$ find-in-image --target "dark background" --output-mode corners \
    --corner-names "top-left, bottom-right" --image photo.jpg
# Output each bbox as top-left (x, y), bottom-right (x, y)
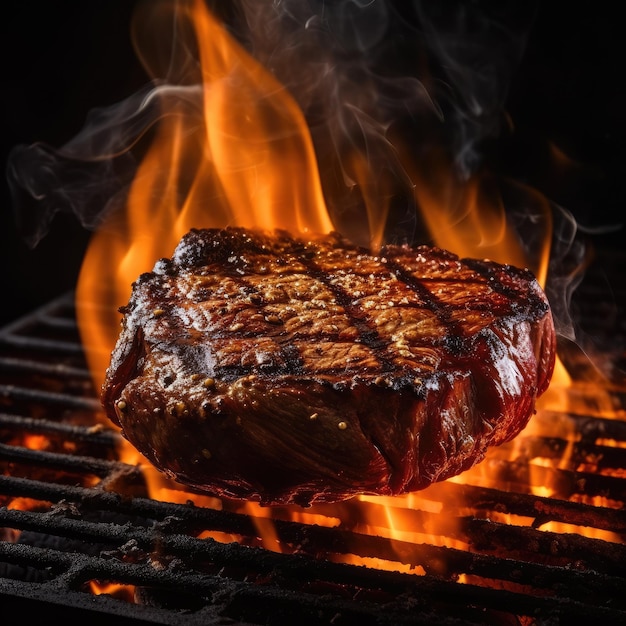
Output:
top-left (1, 1), bottom-right (624, 327)
top-left (1, 2), bottom-right (146, 326)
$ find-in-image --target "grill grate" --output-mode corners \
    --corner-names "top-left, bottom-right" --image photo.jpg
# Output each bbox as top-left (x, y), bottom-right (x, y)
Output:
top-left (1, 278), bottom-right (626, 625)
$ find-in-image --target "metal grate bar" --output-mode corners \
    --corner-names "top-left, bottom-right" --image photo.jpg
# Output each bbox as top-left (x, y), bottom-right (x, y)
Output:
top-left (2, 512), bottom-right (626, 625)
top-left (0, 385), bottom-right (101, 410)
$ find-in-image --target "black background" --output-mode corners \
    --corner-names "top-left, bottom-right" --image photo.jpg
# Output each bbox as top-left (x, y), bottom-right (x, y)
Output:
top-left (1, 1), bottom-right (624, 327)
top-left (1, 2), bottom-right (146, 326)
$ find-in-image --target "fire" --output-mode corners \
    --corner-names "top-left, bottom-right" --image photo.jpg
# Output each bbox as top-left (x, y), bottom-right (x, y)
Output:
top-left (88, 580), bottom-right (136, 602)
top-left (412, 170), bottom-right (553, 284)
top-left (70, 0), bottom-right (620, 579)
top-left (22, 434), bottom-right (50, 451)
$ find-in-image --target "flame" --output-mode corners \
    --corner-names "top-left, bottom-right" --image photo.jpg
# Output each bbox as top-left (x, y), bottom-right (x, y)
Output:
top-left (70, 0), bottom-right (624, 580)
top-left (407, 153), bottom-right (554, 284)
top-left (88, 580), bottom-right (136, 601)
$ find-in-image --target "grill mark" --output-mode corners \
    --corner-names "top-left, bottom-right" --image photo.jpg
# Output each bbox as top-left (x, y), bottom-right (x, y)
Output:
top-left (461, 259), bottom-right (549, 318)
top-left (462, 258), bottom-right (523, 301)
top-left (384, 259), bottom-right (467, 340)
top-left (186, 267), bottom-right (307, 381)
top-left (181, 232), bottom-right (531, 382)
top-left (240, 269), bottom-right (307, 379)
top-left (297, 251), bottom-right (396, 375)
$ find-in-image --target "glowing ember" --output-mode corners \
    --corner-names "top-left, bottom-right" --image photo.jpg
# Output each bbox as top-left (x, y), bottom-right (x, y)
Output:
top-left (89, 580), bottom-right (136, 602)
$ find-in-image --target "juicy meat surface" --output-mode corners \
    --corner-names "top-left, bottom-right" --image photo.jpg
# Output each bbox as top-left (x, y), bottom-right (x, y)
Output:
top-left (101, 227), bottom-right (556, 506)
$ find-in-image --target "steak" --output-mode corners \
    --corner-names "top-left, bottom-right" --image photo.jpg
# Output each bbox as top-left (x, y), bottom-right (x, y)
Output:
top-left (101, 227), bottom-right (556, 506)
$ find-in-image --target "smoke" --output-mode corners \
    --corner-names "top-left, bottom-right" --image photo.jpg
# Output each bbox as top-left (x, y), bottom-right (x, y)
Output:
top-left (6, 75), bottom-right (212, 248)
top-left (227, 0), bottom-right (539, 241)
top-left (6, 0), bottom-right (538, 248)
top-left (7, 83), bottom-right (153, 248)
top-left (233, 0), bottom-right (535, 174)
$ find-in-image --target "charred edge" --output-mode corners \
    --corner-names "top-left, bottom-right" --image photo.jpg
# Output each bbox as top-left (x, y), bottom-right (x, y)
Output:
top-left (462, 258), bottom-right (548, 316)
top-left (102, 327), bottom-right (147, 422)
top-left (175, 227), bottom-right (271, 268)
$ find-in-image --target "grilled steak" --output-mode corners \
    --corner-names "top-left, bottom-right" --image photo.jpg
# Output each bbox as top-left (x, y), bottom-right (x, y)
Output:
top-left (101, 227), bottom-right (556, 506)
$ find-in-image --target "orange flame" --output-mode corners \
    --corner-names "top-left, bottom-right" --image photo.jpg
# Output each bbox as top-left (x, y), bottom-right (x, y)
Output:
top-left (88, 580), bottom-right (136, 601)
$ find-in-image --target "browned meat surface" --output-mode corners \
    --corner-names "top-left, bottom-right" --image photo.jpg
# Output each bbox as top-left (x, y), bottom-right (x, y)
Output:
top-left (101, 227), bottom-right (556, 506)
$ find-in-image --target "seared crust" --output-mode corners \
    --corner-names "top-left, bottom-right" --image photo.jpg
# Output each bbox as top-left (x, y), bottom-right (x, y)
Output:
top-left (101, 227), bottom-right (556, 506)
